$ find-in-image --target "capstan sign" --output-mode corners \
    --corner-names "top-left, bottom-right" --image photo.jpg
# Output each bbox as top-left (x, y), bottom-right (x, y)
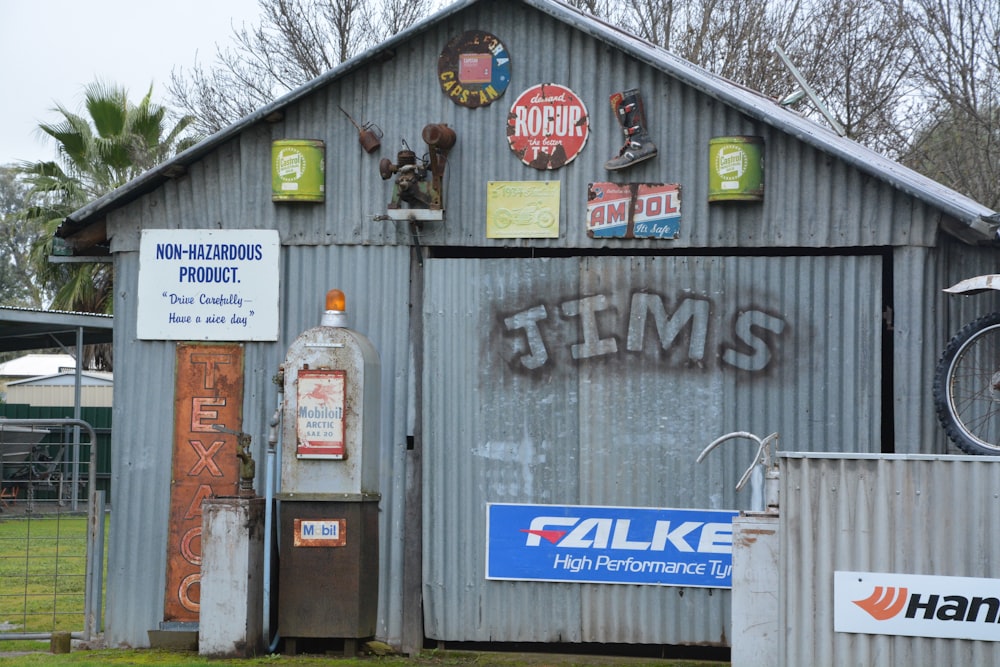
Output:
top-left (506, 83), bottom-right (589, 170)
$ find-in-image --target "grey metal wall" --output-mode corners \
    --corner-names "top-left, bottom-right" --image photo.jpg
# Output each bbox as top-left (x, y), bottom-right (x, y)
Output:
top-left (104, 1), bottom-right (942, 255)
top-left (99, 0), bottom-right (986, 650)
top-left (780, 453), bottom-right (1000, 666)
top-left (105, 244), bottom-right (411, 647)
top-left (421, 253), bottom-right (883, 643)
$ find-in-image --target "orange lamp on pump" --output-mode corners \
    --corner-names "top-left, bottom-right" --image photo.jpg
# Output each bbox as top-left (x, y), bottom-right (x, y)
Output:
top-left (321, 289), bottom-right (348, 327)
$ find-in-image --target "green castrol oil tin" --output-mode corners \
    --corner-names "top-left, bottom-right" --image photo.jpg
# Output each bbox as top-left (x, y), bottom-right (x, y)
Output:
top-left (708, 136), bottom-right (764, 202)
top-left (272, 140), bottom-right (325, 202)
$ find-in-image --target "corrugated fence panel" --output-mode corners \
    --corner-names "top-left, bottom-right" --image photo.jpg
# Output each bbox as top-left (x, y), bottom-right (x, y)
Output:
top-left (781, 453), bottom-right (1000, 667)
top-left (423, 252), bottom-right (883, 644)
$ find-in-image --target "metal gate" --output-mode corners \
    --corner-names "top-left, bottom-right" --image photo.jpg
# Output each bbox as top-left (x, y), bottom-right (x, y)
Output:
top-left (0, 418), bottom-right (106, 642)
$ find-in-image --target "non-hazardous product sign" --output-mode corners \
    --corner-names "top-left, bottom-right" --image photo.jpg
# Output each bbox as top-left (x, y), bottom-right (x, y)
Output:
top-left (506, 83), bottom-right (589, 170)
top-left (438, 30), bottom-right (511, 108)
top-left (137, 229), bottom-right (280, 341)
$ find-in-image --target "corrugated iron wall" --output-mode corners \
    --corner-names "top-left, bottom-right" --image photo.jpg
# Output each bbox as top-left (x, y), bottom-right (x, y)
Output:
top-left (99, 0), bottom-right (990, 650)
top-left (106, 245), bottom-right (411, 647)
top-left (780, 453), bottom-right (1000, 666)
top-left (422, 253), bottom-right (884, 643)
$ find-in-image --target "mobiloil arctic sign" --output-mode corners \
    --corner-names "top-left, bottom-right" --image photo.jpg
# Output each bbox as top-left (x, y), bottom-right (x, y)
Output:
top-left (836, 571), bottom-right (1000, 641)
top-left (487, 503), bottom-right (737, 587)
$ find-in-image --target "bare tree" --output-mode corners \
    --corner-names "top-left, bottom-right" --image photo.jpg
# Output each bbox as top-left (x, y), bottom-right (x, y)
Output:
top-left (169, 0), bottom-right (434, 135)
top-left (780, 0), bottom-right (916, 156)
top-left (900, 0), bottom-right (1000, 207)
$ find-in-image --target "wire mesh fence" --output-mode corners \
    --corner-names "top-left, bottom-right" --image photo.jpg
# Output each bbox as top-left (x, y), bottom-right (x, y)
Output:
top-left (0, 419), bottom-right (105, 641)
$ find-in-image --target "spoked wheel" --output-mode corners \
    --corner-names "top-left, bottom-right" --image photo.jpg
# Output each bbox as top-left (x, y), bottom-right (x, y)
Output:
top-left (933, 311), bottom-right (1000, 455)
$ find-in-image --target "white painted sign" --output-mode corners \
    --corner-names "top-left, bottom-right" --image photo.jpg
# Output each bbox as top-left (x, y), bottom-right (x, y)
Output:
top-left (835, 570), bottom-right (1000, 641)
top-left (137, 229), bottom-right (280, 341)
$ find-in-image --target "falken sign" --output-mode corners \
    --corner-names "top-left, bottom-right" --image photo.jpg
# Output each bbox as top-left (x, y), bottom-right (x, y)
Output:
top-left (486, 503), bottom-right (737, 587)
top-left (835, 571), bottom-right (1000, 641)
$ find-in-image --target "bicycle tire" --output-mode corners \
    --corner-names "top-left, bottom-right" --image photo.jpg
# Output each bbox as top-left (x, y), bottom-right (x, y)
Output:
top-left (933, 311), bottom-right (1000, 455)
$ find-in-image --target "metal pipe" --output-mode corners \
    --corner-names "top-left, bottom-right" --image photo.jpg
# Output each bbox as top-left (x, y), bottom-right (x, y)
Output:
top-left (263, 369), bottom-right (284, 652)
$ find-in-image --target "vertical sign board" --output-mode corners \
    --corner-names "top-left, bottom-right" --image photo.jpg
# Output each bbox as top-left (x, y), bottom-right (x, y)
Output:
top-left (296, 369), bottom-right (347, 459)
top-left (487, 503), bottom-right (738, 587)
top-left (136, 229), bottom-right (280, 341)
top-left (163, 343), bottom-right (244, 622)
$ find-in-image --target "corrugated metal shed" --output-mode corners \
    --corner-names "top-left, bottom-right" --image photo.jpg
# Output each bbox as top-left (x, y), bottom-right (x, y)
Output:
top-left (53, 0), bottom-right (1000, 654)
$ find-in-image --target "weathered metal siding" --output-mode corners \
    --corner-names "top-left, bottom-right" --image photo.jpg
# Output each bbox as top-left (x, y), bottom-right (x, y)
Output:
top-left (780, 453), bottom-right (1000, 666)
top-left (891, 241), bottom-right (1000, 455)
top-left (98, 0), bottom-right (990, 651)
top-left (422, 253), bottom-right (883, 643)
top-left (105, 244), bottom-right (411, 647)
top-left (104, 0), bottom-right (942, 255)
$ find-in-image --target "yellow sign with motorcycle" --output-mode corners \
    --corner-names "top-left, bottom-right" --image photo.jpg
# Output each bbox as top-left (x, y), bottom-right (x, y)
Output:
top-left (486, 181), bottom-right (560, 238)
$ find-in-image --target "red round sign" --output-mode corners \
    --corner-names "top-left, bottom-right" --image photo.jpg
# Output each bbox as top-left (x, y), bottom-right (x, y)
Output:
top-left (506, 83), bottom-right (589, 170)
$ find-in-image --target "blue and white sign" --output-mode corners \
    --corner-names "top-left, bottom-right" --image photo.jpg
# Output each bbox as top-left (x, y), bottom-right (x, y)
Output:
top-left (486, 503), bottom-right (737, 588)
top-left (137, 229), bottom-right (280, 341)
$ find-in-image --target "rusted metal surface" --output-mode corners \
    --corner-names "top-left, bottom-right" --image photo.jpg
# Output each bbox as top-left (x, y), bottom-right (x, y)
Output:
top-left (163, 343), bottom-right (244, 622)
top-left (506, 83), bottom-right (589, 170)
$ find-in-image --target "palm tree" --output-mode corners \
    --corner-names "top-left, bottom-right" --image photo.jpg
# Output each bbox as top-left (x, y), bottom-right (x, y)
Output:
top-left (18, 80), bottom-right (199, 315)
top-left (16, 81), bottom-right (199, 370)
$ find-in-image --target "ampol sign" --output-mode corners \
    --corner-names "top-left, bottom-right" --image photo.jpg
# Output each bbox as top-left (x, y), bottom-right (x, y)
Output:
top-left (835, 571), bottom-right (1000, 641)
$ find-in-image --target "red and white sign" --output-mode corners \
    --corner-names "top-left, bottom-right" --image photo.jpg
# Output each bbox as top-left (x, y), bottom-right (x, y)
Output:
top-left (296, 369), bottom-right (346, 459)
top-left (506, 83), bottom-right (589, 170)
top-left (835, 570), bottom-right (1000, 641)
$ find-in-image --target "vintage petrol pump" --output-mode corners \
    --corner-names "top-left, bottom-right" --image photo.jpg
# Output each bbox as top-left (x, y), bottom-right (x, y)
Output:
top-left (276, 289), bottom-right (380, 653)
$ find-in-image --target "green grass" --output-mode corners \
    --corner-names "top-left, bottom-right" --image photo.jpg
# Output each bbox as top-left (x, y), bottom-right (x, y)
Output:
top-left (0, 517), bottom-right (727, 666)
top-left (0, 514), bottom-right (97, 635)
top-left (0, 648), bottom-right (726, 666)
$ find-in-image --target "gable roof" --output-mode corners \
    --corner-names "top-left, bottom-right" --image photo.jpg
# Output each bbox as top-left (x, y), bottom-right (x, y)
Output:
top-left (56, 0), bottom-right (999, 252)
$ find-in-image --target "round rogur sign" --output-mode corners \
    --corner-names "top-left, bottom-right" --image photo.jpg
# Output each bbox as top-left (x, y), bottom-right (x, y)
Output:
top-left (438, 30), bottom-right (511, 109)
top-left (506, 83), bottom-right (589, 170)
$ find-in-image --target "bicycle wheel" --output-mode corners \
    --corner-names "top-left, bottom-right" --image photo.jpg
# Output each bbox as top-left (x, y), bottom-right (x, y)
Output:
top-left (933, 311), bottom-right (1000, 454)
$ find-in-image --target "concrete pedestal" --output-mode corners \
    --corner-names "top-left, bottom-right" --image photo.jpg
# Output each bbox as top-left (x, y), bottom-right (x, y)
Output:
top-left (199, 496), bottom-right (265, 657)
top-left (731, 512), bottom-right (779, 667)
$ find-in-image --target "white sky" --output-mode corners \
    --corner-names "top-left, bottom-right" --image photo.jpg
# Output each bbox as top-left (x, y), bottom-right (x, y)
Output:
top-left (0, 0), bottom-right (263, 166)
